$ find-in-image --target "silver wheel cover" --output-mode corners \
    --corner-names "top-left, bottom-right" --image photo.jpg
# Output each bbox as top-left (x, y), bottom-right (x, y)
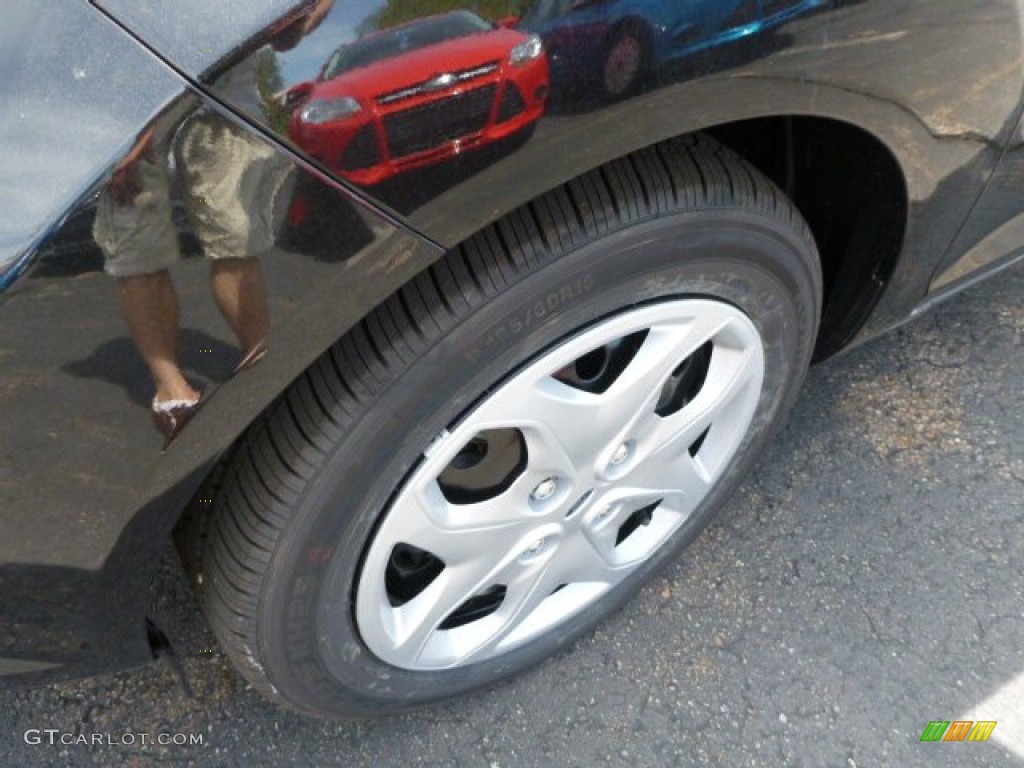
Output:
top-left (355, 299), bottom-right (765, 670)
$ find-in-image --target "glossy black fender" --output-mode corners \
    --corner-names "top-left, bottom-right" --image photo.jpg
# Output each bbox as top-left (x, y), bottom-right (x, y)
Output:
top-left (0, 3), bottom-right (440, 682)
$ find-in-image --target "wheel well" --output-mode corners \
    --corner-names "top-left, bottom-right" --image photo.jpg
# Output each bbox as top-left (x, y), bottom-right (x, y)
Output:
top-left (706, 117), bottom-right (907, 359)
top-left (174, 117), bottom-right (908, 550)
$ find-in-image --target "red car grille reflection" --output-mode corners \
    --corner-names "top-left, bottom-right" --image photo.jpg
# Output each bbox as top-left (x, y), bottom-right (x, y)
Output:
top-left (376, 62), bottom-right (501, 106)
top-left (383, 84), bottom-right (497, 159)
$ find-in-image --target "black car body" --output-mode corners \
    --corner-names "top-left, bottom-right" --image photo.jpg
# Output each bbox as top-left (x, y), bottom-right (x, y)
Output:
top-left (1, 0), bottom-right (1022, 715)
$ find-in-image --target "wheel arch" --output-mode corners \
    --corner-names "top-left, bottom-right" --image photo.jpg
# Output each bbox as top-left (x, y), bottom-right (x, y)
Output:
top-left (605, 14), bottom-right (656, 51)
top-left (397, 81), bottom-right (933, 361)
top-left (172, 114), bottom-right (908, 548)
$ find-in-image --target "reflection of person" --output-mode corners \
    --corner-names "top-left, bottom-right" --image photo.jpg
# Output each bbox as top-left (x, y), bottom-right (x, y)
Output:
top-left (95, 115), bottom-right (280, 448)
top-left (94, 3), bottom-right (333, 448)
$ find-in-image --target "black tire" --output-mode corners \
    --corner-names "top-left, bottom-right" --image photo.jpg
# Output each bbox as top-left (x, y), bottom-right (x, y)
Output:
top-left (191, 134), bottom-right (821, 717)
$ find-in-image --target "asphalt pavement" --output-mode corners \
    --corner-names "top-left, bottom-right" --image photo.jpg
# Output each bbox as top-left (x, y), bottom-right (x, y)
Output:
top-left (1, 263), bottom-right (1021, 767)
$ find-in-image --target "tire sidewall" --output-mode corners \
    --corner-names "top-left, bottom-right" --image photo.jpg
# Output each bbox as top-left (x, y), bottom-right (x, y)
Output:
top-left (258, 209), bottom-right (819, 715)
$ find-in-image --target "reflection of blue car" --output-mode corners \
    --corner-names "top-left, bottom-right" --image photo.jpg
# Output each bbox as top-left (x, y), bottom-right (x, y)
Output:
top-left (520, 0), bottom-right (828, 98)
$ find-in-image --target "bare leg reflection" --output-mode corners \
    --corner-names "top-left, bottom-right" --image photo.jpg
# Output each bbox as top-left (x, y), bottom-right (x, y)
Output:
top-left (210, 258), bottom-right (270, 368)
top-left (97, 125), bottom-right (277, 448)
top-left (115, 270), bottom-right (201, 405)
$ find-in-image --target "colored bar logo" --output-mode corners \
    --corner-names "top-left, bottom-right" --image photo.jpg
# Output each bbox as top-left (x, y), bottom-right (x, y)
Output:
top-left (920, 721), bottom-right (997, 742)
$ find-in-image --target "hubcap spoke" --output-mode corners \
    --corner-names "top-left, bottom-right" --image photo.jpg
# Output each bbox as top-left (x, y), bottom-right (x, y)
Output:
top-left (479, 533), bottom-right (624, 658)
top-left (383, 547), bottom-right (508, 665)
top-left (391, 482), bottom-right (531, 560)
top-left (628, 341), bottom-right (762, 479)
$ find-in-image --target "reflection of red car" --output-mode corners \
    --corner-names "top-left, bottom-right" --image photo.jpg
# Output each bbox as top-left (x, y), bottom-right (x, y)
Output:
top-left (288, 11), bottom-right (549, 186)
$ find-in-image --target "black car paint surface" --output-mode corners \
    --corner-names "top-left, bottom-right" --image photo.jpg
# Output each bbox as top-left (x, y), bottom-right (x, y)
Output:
top-left (1, 0), bottom-right (1022, 687)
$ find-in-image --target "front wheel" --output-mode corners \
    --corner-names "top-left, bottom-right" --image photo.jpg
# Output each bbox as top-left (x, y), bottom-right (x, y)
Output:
top-left (192, 134), bottom-right (821, 717)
